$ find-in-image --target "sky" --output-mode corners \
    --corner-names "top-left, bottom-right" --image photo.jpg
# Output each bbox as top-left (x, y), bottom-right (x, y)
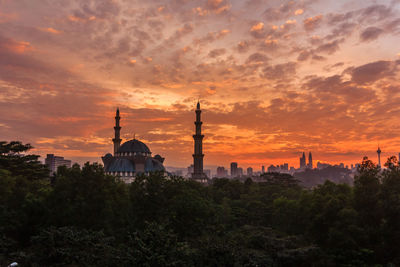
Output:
top-left (1, 0), bottom-right (400, 170)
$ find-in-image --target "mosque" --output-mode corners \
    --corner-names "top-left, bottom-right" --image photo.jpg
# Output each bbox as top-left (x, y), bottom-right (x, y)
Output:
top-left (102, 108), bottom-right (166, 183)
top-left (102, 102), bottom-right (207, 183)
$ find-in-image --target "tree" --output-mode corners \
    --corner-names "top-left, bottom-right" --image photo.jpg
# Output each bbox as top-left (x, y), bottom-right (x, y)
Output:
top-left (353, 156), bottom-right (383, 261)
top-left (0, 141), bottom-right (49, 181)
top-left (380, 156), bottom-right (400, 264)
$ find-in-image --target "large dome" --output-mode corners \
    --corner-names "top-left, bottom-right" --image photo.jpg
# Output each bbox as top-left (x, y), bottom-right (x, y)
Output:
top-left (107, 158), bottom-right (135, 172)
top-left (117, 139), bottom-right (151, 154)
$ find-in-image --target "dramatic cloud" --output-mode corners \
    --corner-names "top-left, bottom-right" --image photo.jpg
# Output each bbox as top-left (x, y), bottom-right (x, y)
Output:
top-left (360, 26), bottom-right (384, 42)
top-left (351, 60), bottom-right (399, 84)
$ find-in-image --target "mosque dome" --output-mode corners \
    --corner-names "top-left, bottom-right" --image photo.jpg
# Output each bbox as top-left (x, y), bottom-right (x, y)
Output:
top-left (107, 158), bottom-right (135, 172)
top-left (117, 139), bottom-right (151, 154)
top-left (145, 157), bottom-right (166, 172)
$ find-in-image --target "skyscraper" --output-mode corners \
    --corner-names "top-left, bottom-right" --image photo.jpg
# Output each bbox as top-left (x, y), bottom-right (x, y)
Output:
top-left (231, 162), bottom-right (238, 177)
top-left (237, 167), bottom-right (243, 177)
top-left (192, 101), bottom-right (207, 182)
top-left (308, 152), bottom-right (313, 169)
top-left (247, 167), bottom-right (253, 176)
top-left (261, 165), bottom-right (265, 173)
top-left (300, 152), bottom-right (306, 168)
top-left (377, 146), bottom-right (382, 167)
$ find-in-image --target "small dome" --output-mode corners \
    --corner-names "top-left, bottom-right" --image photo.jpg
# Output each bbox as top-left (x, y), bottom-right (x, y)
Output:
top-left (104, 153), bottom-right (113, 158)
top-left (145, 157), bottom-right (166, 172)
top-left (154, 154), bottom-right (164, 163)
top-left (118, 139), bottom-right (151, 154)
top-left (108, 158), bottom-right (135, 172)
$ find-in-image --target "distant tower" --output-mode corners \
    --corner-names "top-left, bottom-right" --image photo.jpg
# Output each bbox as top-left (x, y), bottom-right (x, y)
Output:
top-left (377, 146), bottom-right (382, 167)
top-left (192, 101), bottom-right (207, 182)
top-left (300, 152), bottom-right (306, 168)
top-left (231, 162), bottom-right (238, 177)
top-left (247, 167), bottom-right (253, 176)
top-left (112, 108), bottom-right (122, 155)
top-left (308, 152), bottom-right (313, 169)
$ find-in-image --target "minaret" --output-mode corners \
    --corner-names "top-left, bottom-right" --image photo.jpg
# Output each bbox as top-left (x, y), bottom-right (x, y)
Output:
top-left (377, 146), bottom-right (382, 167)
top-left (308, 152), bottom-right (313, 169)
top-left (112, 108), bottom-right (122, 155)
top-left (192, 101), bottom-right (207, 181)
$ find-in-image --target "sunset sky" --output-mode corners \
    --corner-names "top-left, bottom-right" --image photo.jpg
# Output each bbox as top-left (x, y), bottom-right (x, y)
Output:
top-left (1, 0), bottom-right (400, 170)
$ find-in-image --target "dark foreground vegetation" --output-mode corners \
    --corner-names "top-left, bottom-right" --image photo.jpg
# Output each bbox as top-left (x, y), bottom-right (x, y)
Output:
top-left (1, 141), bottom-right (400, 266)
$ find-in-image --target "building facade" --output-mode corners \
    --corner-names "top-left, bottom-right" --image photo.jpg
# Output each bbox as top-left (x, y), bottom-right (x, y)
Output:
top-left (308, 152), bottom-right (313, 169)
top-left (217, 166), bottom-right (228, 178)
top-left (45, 154), bottom-right (72, 174)
top-left (300, 152), bottom-right (306, 169)
top-left (230, 162), bottom-right (238, 177)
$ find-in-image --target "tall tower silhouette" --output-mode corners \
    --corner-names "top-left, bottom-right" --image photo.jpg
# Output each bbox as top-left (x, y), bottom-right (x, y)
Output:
top-left (192, 101), bottom-right (207, 182)
top-left (377, 146), bottom-right (382, 167)
top-left (112, 108), bottom-right (122, 155)
top-left (300, 152), bottom-right (306, 168)
top-left (308, 152), bottom-right (313, 169)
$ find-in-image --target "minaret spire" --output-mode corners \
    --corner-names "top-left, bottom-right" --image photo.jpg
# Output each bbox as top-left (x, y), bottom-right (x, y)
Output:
top-left (192, 101), bottom-right (207, 182)
top-left (112, 108), bottom-right (122, 155)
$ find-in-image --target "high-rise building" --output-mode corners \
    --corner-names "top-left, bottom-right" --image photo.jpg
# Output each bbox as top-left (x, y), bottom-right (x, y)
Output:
top-left (261, 165), bottom-right (265, 173)
top-left (192, 101), bottom-right (207, 182)
top-left (247, 167), bottom-right (253, 176)
top-left (237, 167), bottom-right (243, 177)
top-left (377, 146), bottom-right (382, 167)
top-left (283, 163), bottom-right (289, 171)
top-left (45, 154), bottom-right (71, 174)
top-left (216, 166), bottom-right (228, 178)
top-left (230, 162), bottom-right (238, 177)
top-left (308, 152), bottom-right (313, 169)
top-left (300, 152), bottom-right (306, 168)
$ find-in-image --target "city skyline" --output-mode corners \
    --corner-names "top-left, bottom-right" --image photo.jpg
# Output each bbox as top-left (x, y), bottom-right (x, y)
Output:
top-left (1, 0), bottom-right (400, 168)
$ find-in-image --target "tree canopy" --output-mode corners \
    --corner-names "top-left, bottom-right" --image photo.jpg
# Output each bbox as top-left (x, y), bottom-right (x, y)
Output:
top-left (1, 141), bottom-right (400, 266)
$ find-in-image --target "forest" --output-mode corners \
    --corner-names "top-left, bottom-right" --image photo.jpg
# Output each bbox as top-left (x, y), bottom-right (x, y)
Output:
top-left (1, 141), bottom-right (400, 266)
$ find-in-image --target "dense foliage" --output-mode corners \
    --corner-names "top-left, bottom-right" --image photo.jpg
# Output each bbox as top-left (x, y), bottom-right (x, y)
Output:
top-left (1, 141), bottom-right (400, 266)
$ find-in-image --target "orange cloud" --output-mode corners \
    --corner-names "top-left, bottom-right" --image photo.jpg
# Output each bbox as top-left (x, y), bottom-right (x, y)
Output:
top-left (39, 27), bottom-right (61, 34)
top-left (1, 38), bottom-right (32, 54)
top-left (304, 15), bottom-right (323, 31)
top-left (295, 9), bottom-right (304, 15)
top-left (193, 7), bottom-right (209, 16)
top-left (251, 22), bottom-right (264, 32)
